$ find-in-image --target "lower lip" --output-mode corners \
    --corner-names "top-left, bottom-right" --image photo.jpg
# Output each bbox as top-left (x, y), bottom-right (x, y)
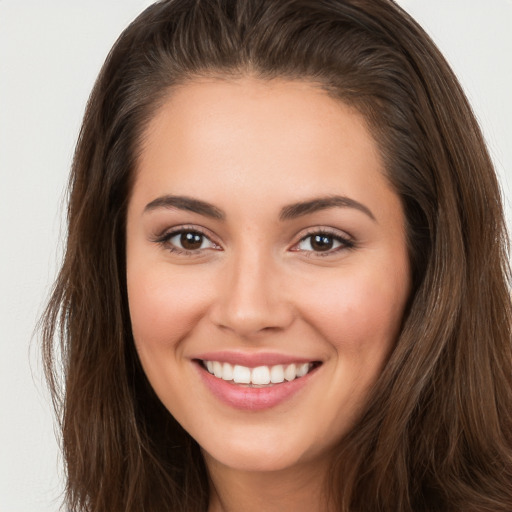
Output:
top-left (195, 363), bottom-right (318, 411)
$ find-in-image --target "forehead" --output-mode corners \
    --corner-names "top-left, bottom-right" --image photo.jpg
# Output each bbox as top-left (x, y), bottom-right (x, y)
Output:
top-left (139, 78), bottom-right (379, 165)
top-left (132, 77), bottom-right (397, 222)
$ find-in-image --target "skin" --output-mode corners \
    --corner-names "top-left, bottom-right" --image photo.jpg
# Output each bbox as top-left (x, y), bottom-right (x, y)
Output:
top-left (126, 78), bottom-right (411, 511)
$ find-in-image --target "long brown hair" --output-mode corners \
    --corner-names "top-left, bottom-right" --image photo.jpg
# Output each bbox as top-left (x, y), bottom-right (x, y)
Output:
top-left (41, 0), bottom-right (512, 510)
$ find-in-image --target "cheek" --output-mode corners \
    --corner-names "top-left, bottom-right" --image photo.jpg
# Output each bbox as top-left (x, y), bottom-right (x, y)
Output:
top-left (127, 264), bottom-right (211, 351)
top-left (297, 263), bottom-right (409, 356)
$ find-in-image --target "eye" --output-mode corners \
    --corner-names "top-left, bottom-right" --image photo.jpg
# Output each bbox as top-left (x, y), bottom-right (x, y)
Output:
top-left (169, 231), bottom-right (212, 251)
top-left (293, 231), bottom-right (354, 255)
top-left (155, 228), bottom-right (220, 254)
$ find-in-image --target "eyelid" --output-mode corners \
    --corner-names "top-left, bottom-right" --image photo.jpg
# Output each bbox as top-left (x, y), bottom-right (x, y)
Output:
top-left (151, 224), bottom-right (222, 254)
top-left (290, 227), bottom-right (355, 255)
top-left (150, 224), bottom-right (354, 257)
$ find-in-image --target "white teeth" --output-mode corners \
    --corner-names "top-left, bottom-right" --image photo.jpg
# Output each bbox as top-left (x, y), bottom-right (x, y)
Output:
top-left (251, 366), bottom-right (271, 385)
top-left (222, 362), bottom-right (234, 381)
top-left (213, 361), bottom-right (223, 378)
top-left (203, 360), bottom-right (315, 384)
top-left (284, 364), bottom-right (296, 381)
top-left (233, 365), bottom-right (251, 384)
top-left (270, 365), bottom-right (285, 383)
top-left (296, 363), bottom-right (309, 377)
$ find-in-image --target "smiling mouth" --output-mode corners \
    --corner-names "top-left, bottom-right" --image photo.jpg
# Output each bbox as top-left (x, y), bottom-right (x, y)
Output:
top-left (198, 360), bottom-right (322, 387)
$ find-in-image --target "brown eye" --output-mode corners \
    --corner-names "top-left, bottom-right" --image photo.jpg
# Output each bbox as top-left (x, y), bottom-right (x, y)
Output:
top-left (180, 232), bottom-right (204, 250)
top-left (165, 230), bottom-right (217, 252)
top-left (295, 231), bottom-right (353, 254)
top-left (310, 234), bottom-right (334, 251)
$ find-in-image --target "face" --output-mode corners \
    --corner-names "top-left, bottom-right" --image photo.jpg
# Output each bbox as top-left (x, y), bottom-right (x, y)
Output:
top-left (126, 78), bottom-right (410, 476)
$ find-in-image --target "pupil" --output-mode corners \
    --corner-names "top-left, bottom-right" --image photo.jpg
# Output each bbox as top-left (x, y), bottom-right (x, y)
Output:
top-left (180, 232), bottom-right (203, 250)
top-left (311, 234), bottom-right (333, 251)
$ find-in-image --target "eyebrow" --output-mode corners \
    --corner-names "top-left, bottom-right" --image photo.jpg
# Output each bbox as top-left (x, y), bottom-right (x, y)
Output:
top-left (144, 194), bottom-right (375, 222)
top-left (279, 195), bottom-right (376, 222)
top-left (144, 195), bottom-right (225, 219)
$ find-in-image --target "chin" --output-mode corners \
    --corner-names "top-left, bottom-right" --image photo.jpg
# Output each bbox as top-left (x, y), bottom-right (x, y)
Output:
top-left (206, 449), bottom-right (304, 473)
top-left (200, 429), bottom-right (326, 474)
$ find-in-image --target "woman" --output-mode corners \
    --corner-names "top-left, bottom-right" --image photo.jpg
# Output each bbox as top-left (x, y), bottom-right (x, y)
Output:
top-left (41, 0), bottom-right (512, 510)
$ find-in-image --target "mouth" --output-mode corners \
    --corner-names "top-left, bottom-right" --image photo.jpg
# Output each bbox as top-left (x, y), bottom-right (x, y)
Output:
top-left (196, 359), bottom-right (322, 387)
top-left (193, 352), bottom-right (323, 410)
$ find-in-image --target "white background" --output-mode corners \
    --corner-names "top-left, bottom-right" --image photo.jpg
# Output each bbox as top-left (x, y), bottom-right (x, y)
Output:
top-left (0, 1), bottom-right (511, 510)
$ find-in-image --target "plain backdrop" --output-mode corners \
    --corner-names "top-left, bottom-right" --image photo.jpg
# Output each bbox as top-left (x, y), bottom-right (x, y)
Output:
top-left (1, 1), bottom-right (511, 510)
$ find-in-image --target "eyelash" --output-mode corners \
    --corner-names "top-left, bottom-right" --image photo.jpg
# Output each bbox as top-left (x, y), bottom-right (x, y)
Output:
top-left (153, 227), bottom-right (355, 257)
top-left (153, 226), bottom-right (219, 256)
top-left (292, 228), bottom-right (355, 257)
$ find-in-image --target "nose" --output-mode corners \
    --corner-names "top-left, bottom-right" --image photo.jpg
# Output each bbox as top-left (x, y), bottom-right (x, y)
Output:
top-left (209, 249), bottom-right (295, 338)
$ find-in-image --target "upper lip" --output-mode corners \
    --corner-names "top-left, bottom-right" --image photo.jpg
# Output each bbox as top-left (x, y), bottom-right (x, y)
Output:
top-left (193, 351), bottom-right (321, 367)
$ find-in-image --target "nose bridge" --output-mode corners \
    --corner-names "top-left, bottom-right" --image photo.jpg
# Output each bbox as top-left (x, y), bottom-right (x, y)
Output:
top-left (212, 241), bottom-right (293, 336)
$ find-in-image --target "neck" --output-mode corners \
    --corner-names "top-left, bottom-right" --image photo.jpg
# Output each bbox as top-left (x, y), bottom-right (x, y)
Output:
top-left (205, 454), bottom-right (334, 512)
